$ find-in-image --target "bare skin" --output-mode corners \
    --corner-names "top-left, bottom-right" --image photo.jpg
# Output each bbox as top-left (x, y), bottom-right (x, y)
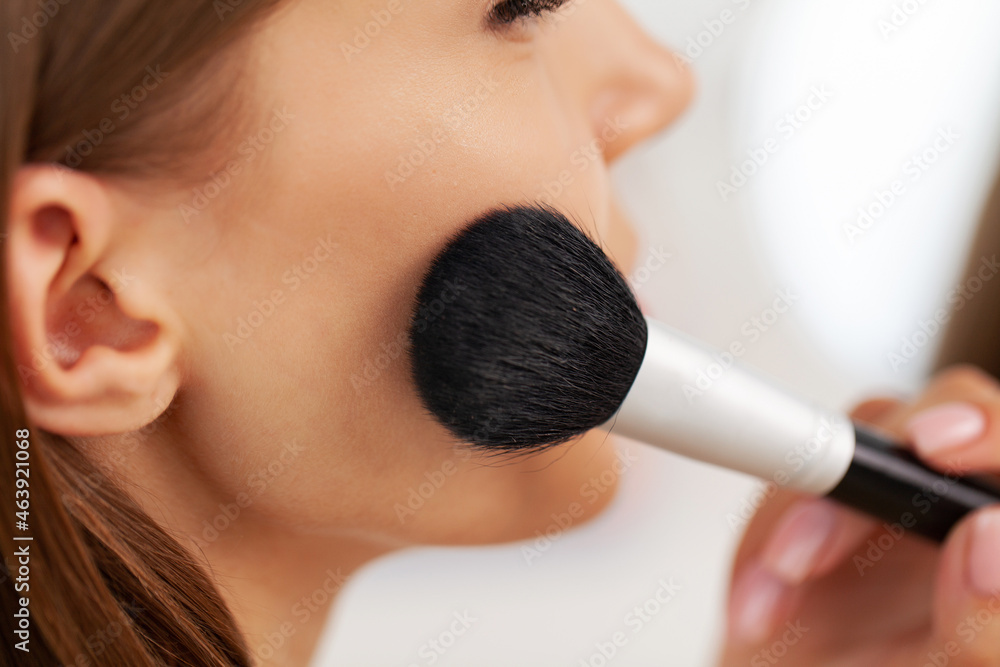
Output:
top-left (7, 1), bottom-right (693, 663)
top-left (12, 1), bottom-right (999, 664)
top-left (722, 366), bottom-right (1000, 666)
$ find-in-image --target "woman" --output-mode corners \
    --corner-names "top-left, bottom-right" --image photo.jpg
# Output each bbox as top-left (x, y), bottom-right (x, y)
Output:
top-left (1, 1), bottom-right (997, 665)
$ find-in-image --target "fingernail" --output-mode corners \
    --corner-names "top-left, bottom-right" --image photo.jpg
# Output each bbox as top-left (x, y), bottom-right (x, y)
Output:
top-left (729, 563), bottom-right (786, 644)
top-left (906, 402), bottom-right (986, 456)
top-left (760, 501), bottom-right (839, 584)
top-left (967, 509), bottom-right (1000, 597)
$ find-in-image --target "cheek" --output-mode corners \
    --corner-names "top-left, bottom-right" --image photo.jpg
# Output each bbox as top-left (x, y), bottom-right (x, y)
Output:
top-left (604, 202), bottom-right (640, 275)
top-left (172, 23), bottom-right (634, 536)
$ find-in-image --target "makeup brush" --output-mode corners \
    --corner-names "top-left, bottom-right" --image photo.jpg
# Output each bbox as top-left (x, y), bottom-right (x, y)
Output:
top-left (409, 206), bottom-right (1000, 542)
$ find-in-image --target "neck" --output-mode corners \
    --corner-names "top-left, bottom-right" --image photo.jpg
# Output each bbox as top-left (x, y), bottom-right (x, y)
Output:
top-left (80, 429), bottom-right (397, 667)
top-left (206, 530), bottom-right (391, 666)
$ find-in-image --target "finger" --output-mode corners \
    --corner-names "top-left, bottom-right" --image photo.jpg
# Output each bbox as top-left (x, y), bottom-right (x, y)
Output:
top-left (885, 505), bottom-right (1000, 665)
top-left (758, 497), bottom-right (877, 585)
top-left (763, 368), bottom-right (1000, 585)
top-left (726, 561), bottom-right (803, 646)
top-left (851, 397), bottom-right (906, 426)
top-left (751, 399), bottom-right (907, 587)
top-left (886, 365), bottom-right (1000, 474)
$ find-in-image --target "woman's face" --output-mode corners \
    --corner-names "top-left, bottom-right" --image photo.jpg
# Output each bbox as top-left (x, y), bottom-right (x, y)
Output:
top-left (109, 0), bottom-right (693, 548)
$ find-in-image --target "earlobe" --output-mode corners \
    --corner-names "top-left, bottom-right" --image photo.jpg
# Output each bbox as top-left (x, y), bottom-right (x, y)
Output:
top-left (6, 164), bottom-right (181, 436)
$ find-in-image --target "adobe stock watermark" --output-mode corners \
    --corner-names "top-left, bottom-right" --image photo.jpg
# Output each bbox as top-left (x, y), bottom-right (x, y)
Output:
top-left (7, 0), bottom-right (71, 54)
top-left (628, 246), bottom-right (672, 293)
top-left (63, 618), bottom-right (128, 667)
top-left (717, 85), bottom-right (833, 202)
top-left (339, 0), bottom-right (409, 62)
top-left (62, 612), bottom-right (141, 667)
top-left (726, 415), bottom-right (847, 532)
top-left (16, 267), bottom-right (136, 385)
top-left (844, 126), bottom-right (958, 243)
top-left (62, 65), bottom-right (169, 168)
top-left (405, 611), bottom-right (478, 667)
top-left (251, 568), bottom-right (350, 663)
top-left (214, 0), bottom-right (250, 20)
top-left (887, 254), bottom-right (999, 372)
top-left (674, 0), bottom-right (755, 66)
top-left (64, 396), bottom-right (179, 508)
top-left (533, 0), bottom-right (588, 34)
top-left (394, 400), bottom-right (512, 523)
top-left (750, 620), bottom-right (809, 666)
top-left (192, 439), bottom-right (304, 548)
top-left (682, 288), bottom-right (799, 403)
top-left (223, 234), bottom-right (336, 352)
top-left (394, 448), bottom-right (474, 524)
top-left (349, 277), bottom-right (467, 391)
top-left (179, 107), bottom-right (294, 224)
top-left (384, 75), bottom-right (501, 191)
top-left (577, 577), bottom-right (682, 667)
top-left (878, 0), bottom-right (934, 41)
top-left (920, 592), bottom-right (1000, 665)
top-left (535, 116), bottom-right (630, 207)
top-left (853, 462), bottom-right (965, 576)
top-left (521, 447), bottom-right (639, 566)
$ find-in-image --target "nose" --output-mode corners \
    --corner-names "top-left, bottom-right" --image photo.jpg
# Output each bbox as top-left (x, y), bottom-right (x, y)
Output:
top-left (545, 0), bottom-right (696, 163)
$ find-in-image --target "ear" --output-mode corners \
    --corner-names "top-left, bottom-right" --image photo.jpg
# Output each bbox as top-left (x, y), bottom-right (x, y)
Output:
top-left (6, 164), bottom-right (181, 436)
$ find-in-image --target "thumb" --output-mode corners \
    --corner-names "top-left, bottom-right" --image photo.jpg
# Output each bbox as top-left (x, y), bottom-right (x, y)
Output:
top-left (894, 506), bottom-right (1000, 664)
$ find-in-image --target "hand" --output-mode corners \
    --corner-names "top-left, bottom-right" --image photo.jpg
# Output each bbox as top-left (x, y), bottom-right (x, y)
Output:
top-left (720, 365), bottom-right (1000, 666)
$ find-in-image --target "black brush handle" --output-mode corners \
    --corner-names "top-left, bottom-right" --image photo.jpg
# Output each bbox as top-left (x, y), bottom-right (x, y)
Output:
top-left (826, 424), bottom-right (1000, 542)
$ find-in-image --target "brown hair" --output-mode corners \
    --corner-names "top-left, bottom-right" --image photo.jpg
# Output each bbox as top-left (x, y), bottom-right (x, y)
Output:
top-left (1, 1), bottom-right (283, 664)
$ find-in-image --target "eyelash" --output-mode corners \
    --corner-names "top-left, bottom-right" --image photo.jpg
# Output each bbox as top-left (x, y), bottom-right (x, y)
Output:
top-left (487, 0), bottom-right (570, 28)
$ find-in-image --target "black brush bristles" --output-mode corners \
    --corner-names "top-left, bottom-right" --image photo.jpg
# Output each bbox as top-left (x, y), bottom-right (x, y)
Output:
top-left (409, 205), bottom-right (648, 453)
